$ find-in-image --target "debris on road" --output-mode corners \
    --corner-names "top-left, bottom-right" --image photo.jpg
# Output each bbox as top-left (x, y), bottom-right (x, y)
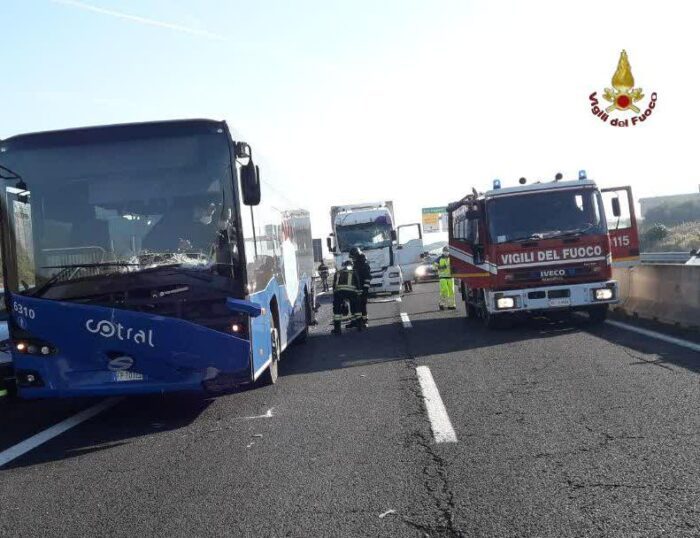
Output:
top-left (378, 509), bottom-right (396, 519)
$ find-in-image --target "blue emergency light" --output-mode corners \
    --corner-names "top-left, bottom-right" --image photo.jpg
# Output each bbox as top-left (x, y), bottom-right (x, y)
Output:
top-left (493, 179), bottom-right (501, 189)
top-left (578, 170), bottom-right (587, 180)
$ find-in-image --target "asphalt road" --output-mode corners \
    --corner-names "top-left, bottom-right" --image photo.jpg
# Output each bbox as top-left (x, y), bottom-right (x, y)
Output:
top-left (0, 282), bottom-right (698, 537)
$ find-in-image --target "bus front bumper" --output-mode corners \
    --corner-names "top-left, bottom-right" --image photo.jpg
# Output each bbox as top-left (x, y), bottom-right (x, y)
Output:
top-left (13, 354), bottom-right (253, 399)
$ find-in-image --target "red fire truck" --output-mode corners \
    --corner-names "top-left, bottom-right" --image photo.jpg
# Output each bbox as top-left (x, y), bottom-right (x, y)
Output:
top-left (447, 171), bottom-right (640, 328)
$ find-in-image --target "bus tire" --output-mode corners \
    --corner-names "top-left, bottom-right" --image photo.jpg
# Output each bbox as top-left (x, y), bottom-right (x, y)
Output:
top-left (259, 328), bottom-right (280, 386)
top-left (295, 293), bottom-right (312, 344)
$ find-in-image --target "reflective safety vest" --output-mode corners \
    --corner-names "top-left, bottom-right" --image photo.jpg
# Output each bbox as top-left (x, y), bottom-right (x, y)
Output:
top-left (334, 268), bottom-right (360, 293)
top-left (437, 255), bottom-right (451, 278)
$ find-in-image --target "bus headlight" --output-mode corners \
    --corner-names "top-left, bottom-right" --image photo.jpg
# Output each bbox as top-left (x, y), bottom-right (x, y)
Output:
top-left (594, 288), bottom-right (614, 301)
top-left (14, 340), bottom-right (56, 355)
top-left (415, 266), bottom-right (427, 277)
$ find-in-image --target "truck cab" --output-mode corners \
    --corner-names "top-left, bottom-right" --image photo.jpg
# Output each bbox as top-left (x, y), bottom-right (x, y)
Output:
top-left (448, 172), bottom-right (640, 327)
top-left (328, 202), bottom-right (402, 295)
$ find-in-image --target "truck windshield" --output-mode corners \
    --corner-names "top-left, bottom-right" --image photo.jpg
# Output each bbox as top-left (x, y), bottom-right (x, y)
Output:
top-left (0, 126), bottom-right (237, 297)
top-left (487, 188), bottom-right (606, 244)
top-left (336, 222), bottom-right (392, 251)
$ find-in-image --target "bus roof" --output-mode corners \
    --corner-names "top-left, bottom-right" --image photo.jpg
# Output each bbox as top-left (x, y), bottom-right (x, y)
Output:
top-left (1, 119), bottom-right (228, 151)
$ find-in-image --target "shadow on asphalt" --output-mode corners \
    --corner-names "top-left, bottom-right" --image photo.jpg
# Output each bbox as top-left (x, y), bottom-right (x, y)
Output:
top-left (285, 292), bottom-right (699, 378)
top-left (584, 320), bottom-right (699, 374)
top-left (1, 392), bottom-right (216, 470)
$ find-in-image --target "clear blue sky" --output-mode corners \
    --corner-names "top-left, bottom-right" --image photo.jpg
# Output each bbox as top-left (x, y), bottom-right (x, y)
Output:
top-left (2, 1), bottom-right (698, 240)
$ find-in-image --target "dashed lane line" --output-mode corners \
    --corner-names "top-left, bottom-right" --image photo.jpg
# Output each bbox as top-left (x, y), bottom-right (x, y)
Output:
top-left (606, 320), bottom-right (700, 353)
top-left (400, 312), bottom-right (412, 328)
top-left (0, 397), bottom-right (123, 468)
top-left (415, 366), bottom-right (457, 443)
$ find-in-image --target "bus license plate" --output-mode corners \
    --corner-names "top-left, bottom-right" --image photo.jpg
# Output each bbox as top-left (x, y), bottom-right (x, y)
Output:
top-left (114, 371), bottom-right (144, 382)
top-left (548, 298), bottom-right (571, 307)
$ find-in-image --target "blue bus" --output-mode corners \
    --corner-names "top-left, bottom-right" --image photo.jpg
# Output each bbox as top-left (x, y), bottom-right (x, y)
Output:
top-left (0, 119), bottom-right (315, 398)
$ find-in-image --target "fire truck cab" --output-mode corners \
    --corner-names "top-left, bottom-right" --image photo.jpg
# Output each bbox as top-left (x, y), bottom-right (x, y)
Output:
top-left (447, 172), bottom-right (640, 328)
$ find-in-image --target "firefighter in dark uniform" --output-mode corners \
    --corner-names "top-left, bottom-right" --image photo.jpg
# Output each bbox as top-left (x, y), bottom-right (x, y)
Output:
top-left (318, 261), bottom-right (330, 292)
top-left (332, 260), bottom-right (362, 335)
top-left (349, 247), bottom-right (371, 327)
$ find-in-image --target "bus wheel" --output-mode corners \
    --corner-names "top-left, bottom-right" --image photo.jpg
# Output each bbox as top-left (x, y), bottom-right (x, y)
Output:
top-left (260, 328), bottom-right (280, 385)
top-left (295, 294), bottom-right (312, 344)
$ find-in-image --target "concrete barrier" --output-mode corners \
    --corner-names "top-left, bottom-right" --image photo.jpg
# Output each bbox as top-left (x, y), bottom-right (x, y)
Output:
top-left (613, 265), bottom-right (700, 329)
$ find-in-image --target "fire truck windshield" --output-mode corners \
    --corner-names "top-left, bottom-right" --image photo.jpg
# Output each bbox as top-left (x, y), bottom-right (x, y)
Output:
top-left (487, 188), bottom-right (606, 244)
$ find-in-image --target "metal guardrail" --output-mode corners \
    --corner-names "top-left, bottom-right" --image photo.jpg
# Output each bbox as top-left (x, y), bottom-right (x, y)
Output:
top-left (640, 252), bottom-right (692, 264)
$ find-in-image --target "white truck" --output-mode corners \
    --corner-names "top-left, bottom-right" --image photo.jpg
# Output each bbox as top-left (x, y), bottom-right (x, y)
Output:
top-left (327, 202), bottom-right (424, 295)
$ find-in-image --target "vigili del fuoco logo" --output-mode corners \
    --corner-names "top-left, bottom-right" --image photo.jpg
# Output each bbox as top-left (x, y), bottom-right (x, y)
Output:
top-left (589, 50), bottom-right (657, 127)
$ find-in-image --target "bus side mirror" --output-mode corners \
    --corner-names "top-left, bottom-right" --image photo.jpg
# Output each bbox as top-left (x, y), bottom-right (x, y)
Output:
top-left (241, 162), bottom-right (261, 206)
top-left (391, 230), bottom-right (397, 241)
top-left (226, 297), bottom-right (262, 317)
top-left (611, 197), bottom-right (621, 217)
top-left (326, 237), bottom-right (335, 253)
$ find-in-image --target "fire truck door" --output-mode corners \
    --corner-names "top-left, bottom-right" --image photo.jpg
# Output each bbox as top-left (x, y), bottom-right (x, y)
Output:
top-left (601, 186), bottom-right (641, 267)
top-left (448, 208), bottom-right (492, 288)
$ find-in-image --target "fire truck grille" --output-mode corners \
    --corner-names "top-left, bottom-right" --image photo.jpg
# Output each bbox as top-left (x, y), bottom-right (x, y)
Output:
top-left (508, 263), bottom-right (600, 284)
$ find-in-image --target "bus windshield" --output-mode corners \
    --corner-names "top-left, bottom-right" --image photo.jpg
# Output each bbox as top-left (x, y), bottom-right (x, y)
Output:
top-left (0, 124), bottom-right (238, 298)
top-left (487, 188), bottom-right (606, 244)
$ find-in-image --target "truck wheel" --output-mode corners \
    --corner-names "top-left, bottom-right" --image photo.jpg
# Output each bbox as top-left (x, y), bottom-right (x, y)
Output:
top-left (259, 328), bottom-right (280, 386)
top-left (464, 288), bottom-right (478, 320)
top-left (482, 309), bottom-right (499, 329)
top-left (463, 293), bottom-right (477, 320)
top-left (480, 293), bottom-right (509, 329)
top-left (588, 305), bottom-right (608, 324)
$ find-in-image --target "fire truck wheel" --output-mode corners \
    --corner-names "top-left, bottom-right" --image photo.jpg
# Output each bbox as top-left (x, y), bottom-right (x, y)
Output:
top-left (483, 310), bottom-right (499, 329)
top-left (465, 300), bottom-right (478, 320)
top-left (588, 305), bottom-right (608, 324)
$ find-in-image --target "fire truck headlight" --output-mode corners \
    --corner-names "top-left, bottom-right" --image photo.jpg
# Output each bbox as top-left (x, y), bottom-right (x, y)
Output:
top-left (594, 288), bottom-right (614, 301)
top-left (496, 297), bottom-right (516, 309)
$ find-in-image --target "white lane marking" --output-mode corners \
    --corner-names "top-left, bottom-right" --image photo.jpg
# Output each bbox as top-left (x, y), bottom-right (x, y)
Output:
top-left (0, 397), bottom-right (123, 468)
top-left (400, 312), bottom-right (412, 328)
top-left (605, 320), bottom-right (700, 353)
top-left (415, 366), bottom-right (457, 443)
top-left (396, 297), bottom-right (402, 303)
